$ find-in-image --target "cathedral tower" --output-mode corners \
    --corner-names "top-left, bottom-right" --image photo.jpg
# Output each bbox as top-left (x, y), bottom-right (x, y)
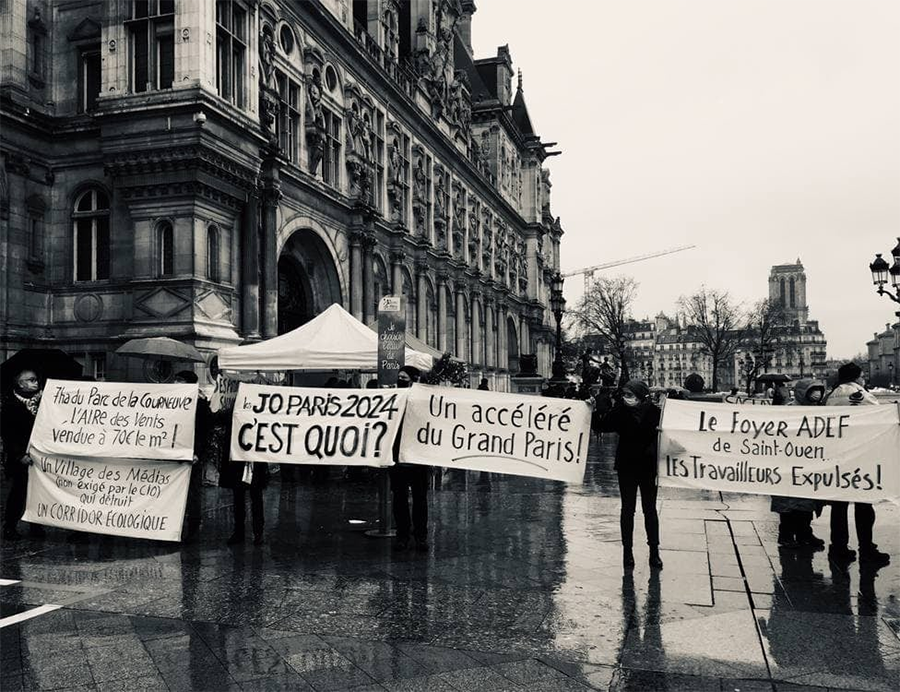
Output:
top-left (768, 259), bottom-right (809, 325)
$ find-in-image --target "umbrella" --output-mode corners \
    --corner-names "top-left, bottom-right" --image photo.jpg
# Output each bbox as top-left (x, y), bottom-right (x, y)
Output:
top-left (1, 348), bottom-right (83, 393)
top-left (116, 337), bottom-right (205, 363)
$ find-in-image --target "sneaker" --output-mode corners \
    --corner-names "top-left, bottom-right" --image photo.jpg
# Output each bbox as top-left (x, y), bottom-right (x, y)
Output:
top-left (828, 545), bottom-right (856, 565)
top-left (226, 533), bottom-right (245, 545)
top-left (859, 545), bottom-right (891, 567)
top-left (623, 548), bottom-right (635, 569)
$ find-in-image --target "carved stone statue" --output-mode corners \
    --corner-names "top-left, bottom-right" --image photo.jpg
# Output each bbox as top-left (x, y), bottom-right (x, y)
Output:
top-left (413, 157), bottom-right (427, 202)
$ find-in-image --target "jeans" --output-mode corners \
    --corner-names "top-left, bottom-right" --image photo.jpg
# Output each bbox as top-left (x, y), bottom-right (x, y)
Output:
top-left (617, 469), bottom-right (659, 548)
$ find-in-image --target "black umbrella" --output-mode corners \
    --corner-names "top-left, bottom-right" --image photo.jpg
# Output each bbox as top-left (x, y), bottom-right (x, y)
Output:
top-left (1, 348), bottom-right (83, 393)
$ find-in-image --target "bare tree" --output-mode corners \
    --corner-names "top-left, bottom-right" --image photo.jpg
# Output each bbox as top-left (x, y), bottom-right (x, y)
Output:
top-left (739, 298), bottom-right (785, 392)
top-left (678, 288), bottom-right (745, 391)
top-left (572, 276), bottom-right (638, 385)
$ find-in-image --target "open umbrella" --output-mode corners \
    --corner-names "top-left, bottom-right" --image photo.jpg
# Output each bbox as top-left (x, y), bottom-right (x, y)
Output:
top-left (1, 348), bottom-right (83, 393)
top-left (116, 337), bottom-right (205, 363)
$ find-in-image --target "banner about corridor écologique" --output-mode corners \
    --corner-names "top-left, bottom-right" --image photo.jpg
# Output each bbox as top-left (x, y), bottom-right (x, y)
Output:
top-left (29, 379), bottom-right (199, 461)
top-left (658, 399), bottom-right (900, 502)
top-left (23, 452), bottom-right (192, 542)
top-left (230, 383), bottom-right (408, 466)
top-left (398, 384), bottom-right (591, 483)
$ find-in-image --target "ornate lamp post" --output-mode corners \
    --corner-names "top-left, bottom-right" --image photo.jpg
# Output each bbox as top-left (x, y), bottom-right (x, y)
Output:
top-left (868, 238), bottom-right (900, 310)
top-left (549, 272), bottom-right (567, 384)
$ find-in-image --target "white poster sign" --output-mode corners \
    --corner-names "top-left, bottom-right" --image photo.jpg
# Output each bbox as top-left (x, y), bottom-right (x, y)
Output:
top-left (658, 399), bottom-right (900, 502)
top-left (399, 384), bottom-right (591, 483)
top-left (29, 380), bottom-right (198, 461)
top-left (229, 383), bottom-right (408, 466)
top-left (23, 452), bottom-right (192, 542)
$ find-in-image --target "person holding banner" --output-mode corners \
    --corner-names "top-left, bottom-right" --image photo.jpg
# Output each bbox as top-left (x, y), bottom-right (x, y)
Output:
top-left (220, 412), bottom-right (268, 546)
top-left (593, 380), bottom-right (663, 570)
top-left (824, 362), bottom-right (890, 567)
top-left (391, 366), bottom-right (430, 552)
top-left (1, 368), bottom-right (44, 540)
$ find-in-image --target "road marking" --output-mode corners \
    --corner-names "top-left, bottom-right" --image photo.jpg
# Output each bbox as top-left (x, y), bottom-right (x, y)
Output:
top-left (0, 579), bottom-right (21, 586)
top-left (0, 604), bottom-right (62, 628)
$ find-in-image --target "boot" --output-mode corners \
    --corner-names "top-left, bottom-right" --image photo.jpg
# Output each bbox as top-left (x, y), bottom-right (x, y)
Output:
top-left (623, 547), bottom-right (635, 569)
top-left (859, 544), bottom-right (890, 567)
top-left (649, 547), bottom-right (664, 569)
top-left (828, 544), bottom-right (856, 565)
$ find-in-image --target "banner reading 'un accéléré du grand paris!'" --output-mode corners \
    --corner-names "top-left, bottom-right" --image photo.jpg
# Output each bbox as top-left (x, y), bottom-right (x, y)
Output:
top-left (658, 399), bottom-right (900, 502)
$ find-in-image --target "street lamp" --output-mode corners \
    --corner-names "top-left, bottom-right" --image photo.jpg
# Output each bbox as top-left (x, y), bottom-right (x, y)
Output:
top-left (869, 238), bottom-right (900, 308)
top-left (549, 272), bottom-right (567, 384)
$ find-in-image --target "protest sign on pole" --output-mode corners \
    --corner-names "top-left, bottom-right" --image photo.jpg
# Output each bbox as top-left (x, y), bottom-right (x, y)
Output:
top-left (377, 295), bottom-right (406, 387)
top-left (398, 384), bottom-right (591, 483)
top-left (230, 383), bottom-right (408, 466)
top-left (23, 452), bottom-right (191, 542)
top-left (658, 399), bottom-right (900, 502)
top-left (29, 379), bottom-right (198, 461)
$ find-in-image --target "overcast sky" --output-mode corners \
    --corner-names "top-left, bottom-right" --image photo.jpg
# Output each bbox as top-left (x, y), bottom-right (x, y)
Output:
top-left (472, 0), bottom-right (900, 358)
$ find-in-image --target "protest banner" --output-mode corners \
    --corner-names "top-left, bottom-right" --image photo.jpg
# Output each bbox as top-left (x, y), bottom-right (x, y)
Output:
top-left (29, 379), bottom-right (198, 461)
top-left (23, 451), bottom-right (191, 541)
top-left (230, 383), bottom-right (408, 466)
top-left (398, 384), bottom-right (591, 483)
top-left (377, 295), bottom-right (406, 387)
top-left (658, 399), bottom-right (900, 502)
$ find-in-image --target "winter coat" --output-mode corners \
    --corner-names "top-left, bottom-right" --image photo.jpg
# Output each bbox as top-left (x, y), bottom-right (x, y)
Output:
top-left (791, 379), bottom-right (825, 406)
top-left (1, 394), bottom-right (38, 479)
top-left (824, 381), bottom-right (878, 407)
top-left (771, 378), bottom-right (826, 513)
top-left (593, 399), bottom-right (661, 474)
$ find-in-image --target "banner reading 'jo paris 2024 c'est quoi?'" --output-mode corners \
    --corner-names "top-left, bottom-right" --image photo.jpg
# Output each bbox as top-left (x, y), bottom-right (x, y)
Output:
top-left (399, 384), bottom-right (591, 483)
top-left (658, 399), bottom-right (900, 503)
top-left (230, 383), bottom-right (409, 466)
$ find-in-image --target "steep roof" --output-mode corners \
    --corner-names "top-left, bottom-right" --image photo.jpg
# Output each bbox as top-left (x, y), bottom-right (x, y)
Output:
top-left (453, 35), bottom-right (492, 103)
top-left (511, 77), bottom-right (535, 137)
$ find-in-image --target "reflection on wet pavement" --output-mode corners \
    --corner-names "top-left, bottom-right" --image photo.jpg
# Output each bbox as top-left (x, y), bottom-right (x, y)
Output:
top-left (1, 436), bottom-right (897, 691)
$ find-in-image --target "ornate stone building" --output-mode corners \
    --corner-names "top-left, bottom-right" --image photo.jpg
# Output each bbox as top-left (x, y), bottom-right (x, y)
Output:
top-left (1, 0), bottom-right (563, 389)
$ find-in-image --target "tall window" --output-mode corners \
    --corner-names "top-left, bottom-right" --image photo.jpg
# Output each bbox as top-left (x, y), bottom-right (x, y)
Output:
top-left (127, 1), bottom-right (175, 93)
top-left (789, 277), bottom-right (796, 308)
top-left (78, 47), bottom-right (101, 113)
top-left (276, 71), bottom-right (300, 162)
top-left (216, 1), bottom-right (247, 108)
top-left (158, 222), bottom-right (174, 276)
top-left (207, 226), bottom-right (220, 282)
top-left (397, 134), bottom-right (410, 224)
top-left (73, 189), bottom-right (110, 281)
top-left (322, 109), bottom-right (342, 188)
top-left (373, 112), bottom-right (385, 212)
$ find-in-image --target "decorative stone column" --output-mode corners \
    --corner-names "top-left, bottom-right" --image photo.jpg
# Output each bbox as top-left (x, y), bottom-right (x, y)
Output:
top-left (390, 251), bottom-right (404, 295)
top-left (416, 263), bottom-right (428, 342)
top-left (471, 293), bottom-right (482, 366)
top-left (241, 193), bottom-right (260, 338)
top-left (349, 232), bottom-right (363, 321)
top-left (261, 184), bottom-right (281, 339)
top-left (437, 274), bottom-right (448, 353)
top-left (362, 235), bottom-right (376, 324)
top-left (455, 288), bottom-right (466, 360)
top-left (485, 300), bottom-right (495, 368)
top-left (497, 302), bottom-right (508, 370)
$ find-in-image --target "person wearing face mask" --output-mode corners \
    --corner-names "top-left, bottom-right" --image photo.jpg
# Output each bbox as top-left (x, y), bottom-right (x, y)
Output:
top-left (593, 380), bottom-right (663, 569)
top-left (390, 366), bottom-right (430, 551)
top-left (770, 379), bottom-right (826, 549)
top-left (2, 368), bottom-right (45, 540)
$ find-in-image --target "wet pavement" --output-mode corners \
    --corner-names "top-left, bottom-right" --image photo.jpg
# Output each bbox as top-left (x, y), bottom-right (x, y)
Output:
top-left (1, 434), bottom-right (898, 691)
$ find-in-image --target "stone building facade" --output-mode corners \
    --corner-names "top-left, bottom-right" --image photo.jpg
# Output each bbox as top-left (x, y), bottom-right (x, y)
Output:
top-left (1, 0), bottom-right (563, 389)
top-left (866, 321), bottom-right (900, 387)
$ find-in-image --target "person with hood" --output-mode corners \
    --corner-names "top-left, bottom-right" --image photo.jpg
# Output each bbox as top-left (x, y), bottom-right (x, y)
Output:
top-left (1, 368), bottom-right (45, 540)
top-left (770, 379), bottom-right (826, 549)
top-left (824, 362), bottom-right (889, 567)
top-left (391, 365), bottom-right (430, 551)
top-left (593, 380), bottom-right (663, 569)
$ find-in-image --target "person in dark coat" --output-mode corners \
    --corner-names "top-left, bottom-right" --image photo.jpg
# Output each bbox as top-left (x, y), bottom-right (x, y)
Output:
top-left (391, 365), bottom-right (429, 551)
top-left (1, 368), bottom-right (44, 540)
top-left (477, 378), bottom-right (490, 391)
top-left (593, 380), bottom-right (663, 569)
top-left (173, 370), bottom-right (210, 541)
top-left (219, 400), bottom-right (268, 546)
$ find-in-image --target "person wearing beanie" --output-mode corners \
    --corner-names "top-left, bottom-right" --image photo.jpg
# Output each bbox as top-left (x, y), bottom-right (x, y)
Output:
top-left (770, 379), bottom-right (826, 550)
top-left (391, 365), bottom-right (429, 551)
top-left (824, 363), bottom-right (889, 567)
top-left (592, 379), bottom-right (663, 570)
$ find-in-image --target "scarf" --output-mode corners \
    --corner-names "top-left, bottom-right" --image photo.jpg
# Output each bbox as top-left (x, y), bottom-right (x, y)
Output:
top-left (14, 390), bottom-right (41, 416)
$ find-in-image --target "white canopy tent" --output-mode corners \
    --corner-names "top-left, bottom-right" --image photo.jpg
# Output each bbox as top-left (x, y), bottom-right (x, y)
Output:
top-left (218, 303), bottom-right (433, 372)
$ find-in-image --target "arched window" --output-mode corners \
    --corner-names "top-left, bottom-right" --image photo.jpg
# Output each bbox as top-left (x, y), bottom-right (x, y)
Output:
top-left (73, 188), bottom-right (110, 281)
top-left (207, 226), bottom-right (220, 281)
top-left (779, 278), bottom-right (786, 306)
top-left (158, 222), bottom-right (174, 276)
top-left (789, 277), bottom-right (796, 308)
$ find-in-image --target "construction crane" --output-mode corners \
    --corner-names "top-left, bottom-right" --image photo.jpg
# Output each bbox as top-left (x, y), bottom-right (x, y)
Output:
top-left (563, 244), bottom-right (697, 291)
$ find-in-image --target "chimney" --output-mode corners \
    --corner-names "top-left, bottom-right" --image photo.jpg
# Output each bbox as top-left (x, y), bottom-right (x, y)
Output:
top-left (495, 45), bottom-right (513, 105)
top-left (458, 0), bottom-right (476, 57)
